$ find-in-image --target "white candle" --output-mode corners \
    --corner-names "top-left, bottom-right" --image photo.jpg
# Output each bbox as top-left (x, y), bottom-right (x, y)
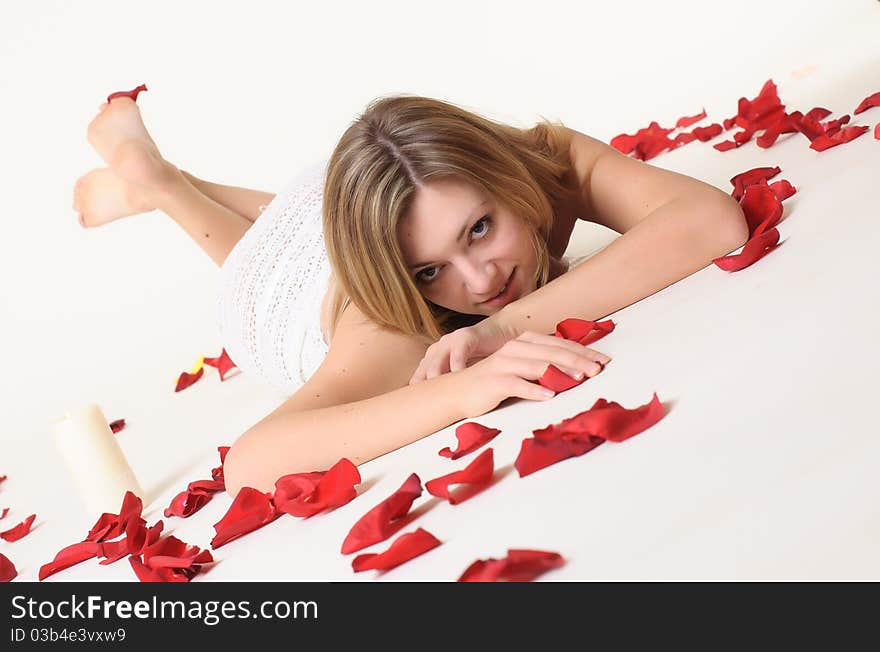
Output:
top-left (52, 403), bottom-right (143, 517)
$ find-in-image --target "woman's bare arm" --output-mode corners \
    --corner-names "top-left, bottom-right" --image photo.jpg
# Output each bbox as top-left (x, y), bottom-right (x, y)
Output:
top-left (493, 130), bottom-right (750, 335)
top-left (222, 303), bottom-right (459, 495)
top-left (223, 369), bottom-right (468, 495)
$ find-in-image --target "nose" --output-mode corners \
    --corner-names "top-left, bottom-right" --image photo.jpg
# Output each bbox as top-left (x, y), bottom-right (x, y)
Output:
top-left (458, 257), bottom-right (501, 298)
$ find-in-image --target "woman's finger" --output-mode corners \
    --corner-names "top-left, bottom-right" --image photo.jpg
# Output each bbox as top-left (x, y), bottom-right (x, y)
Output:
top-left (516, 331), bottom-right (612, 364)
top-left (503, 340), bottom-right (606, 377)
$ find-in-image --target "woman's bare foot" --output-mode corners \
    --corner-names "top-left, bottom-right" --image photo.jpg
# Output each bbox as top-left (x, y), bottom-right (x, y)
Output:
top-left (73, 167), bottom-right (155, 228)
top-left (86, 98), bottom-right (175, 191)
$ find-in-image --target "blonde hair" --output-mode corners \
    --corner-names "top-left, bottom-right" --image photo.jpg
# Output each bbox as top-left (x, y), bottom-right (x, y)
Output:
top-left (322, 95), bottom-right (577, 343)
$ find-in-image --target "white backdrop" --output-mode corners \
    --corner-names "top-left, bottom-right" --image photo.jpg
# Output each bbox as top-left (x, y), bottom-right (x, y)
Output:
top-left (1, 1), bottom-right (878, 581)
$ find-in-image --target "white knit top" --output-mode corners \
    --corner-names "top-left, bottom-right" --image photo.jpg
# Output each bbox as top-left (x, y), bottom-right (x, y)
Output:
top-left (216, 160), bottom-right (332, 396)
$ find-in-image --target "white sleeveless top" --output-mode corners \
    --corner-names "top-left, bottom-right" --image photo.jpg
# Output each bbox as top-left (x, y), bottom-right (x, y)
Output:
top-left (216, 160), bottom-right (332, 396)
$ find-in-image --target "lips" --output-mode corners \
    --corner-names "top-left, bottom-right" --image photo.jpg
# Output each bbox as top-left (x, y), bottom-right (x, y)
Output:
top-left (482, 269), bottom-right (514, 304)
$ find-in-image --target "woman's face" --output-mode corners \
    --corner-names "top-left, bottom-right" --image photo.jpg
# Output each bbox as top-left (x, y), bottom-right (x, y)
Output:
top-left (398, 177), bottom-right (539, 316)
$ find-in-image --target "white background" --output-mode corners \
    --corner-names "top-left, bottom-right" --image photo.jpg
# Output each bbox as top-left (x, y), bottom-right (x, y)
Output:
top-left (1, 1), bottom-right (878, 581)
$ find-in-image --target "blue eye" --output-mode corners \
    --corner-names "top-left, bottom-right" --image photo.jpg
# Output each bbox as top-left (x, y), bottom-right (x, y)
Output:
top-left (415, 215), bottom-right (492, 285)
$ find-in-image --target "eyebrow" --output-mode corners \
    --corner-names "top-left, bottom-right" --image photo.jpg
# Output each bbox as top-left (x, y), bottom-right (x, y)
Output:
top-left (408, 200), bottom-right (489, 270)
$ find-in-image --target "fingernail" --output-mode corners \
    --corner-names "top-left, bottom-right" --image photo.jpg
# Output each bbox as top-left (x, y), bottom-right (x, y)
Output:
top-left (541, 389), bottom-right (555, 398)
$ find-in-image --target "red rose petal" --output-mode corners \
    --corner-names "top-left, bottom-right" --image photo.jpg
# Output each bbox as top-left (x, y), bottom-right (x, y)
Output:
top-left (515, 394), bottom-right (665, 477)
top-left (713, 228), bottom-right (781, 272)
top-left (204, 348), bottom-right (239, 381)
top-left (730, 166), bottom-right (781, 201)
top-left (809, 125), bottom-right (870, 151)
top-left (210, 487), bottom-right (278, 548)
top-left (514, 433), bottom-right (604, 477)
top-left (128, 555), bottom-right (190, 582)
top-left (538, 365), bottom-right (584, 393)
top-left (212, 446), bottom-right (231, 486)
top-left (352, 528), bottom-right (442, 573)
top-left (611, 121), bottom-right (675, 161)
top-left (439, 422), bottom-right (502, 460)
top-left (804, 107), bottom-right (832, 122)
top-left (874, 123), bottom-right (880, 139)
top-left (341, 473), bottom-right (422, 555)
top-left (690, 123), bottom-right (723, 142)
top-left (39, 542), bottom-right (101, 581)
top-left (769, 179), bottom-right (797, 201)
top-left (425, 449), bottom-right (495, 505)
top-left (109, 418), bottom-right (126, 434)
top-left (537, 318), bottom-right (614, 393)
top-left (458, 549), bottom-right (565, 582)
top-left (274, 458), bottom-right (361, 518)
top-left (0, 553), bottom-right (17, 582)
top-left (164, 489), bottom-right (212, 519)
top-left (821, 114), bottom-right (850, 138)
top-left (174, 366), bottom-right (204, 392)
top-left (0, 513), bottom-right (35, 542)
top-left (106, 83), bottom-right (147, 103)
top-left (713, 140), bottom-right (739, 152)
top-left (854, 92), bottom-right (880, 115)
top-left (1, 507), bottom-right (8, 519)
top-left (739, 182), bottom-right (783, 238)
top-left (554, 318), bottom-right (615, 345)
top-left (675, 109), bottom-right (707, 129)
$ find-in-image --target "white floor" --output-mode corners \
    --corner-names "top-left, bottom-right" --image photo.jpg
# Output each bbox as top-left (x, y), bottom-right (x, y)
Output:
top-left (1, 1), bottom-right (878, 581)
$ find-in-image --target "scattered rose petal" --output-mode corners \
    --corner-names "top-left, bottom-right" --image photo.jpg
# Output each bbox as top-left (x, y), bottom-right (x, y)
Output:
top-left (730, 166), bottom-right (781, 200)
top-left (809, 125), bottom-right (870, 151)
top-left (174, 366), bottom-right (204, 392)
top-left (210, 487), bottom-right (278, 548)
top-left (854, 92), bottom-right (880, 115)
top-left (274, 458), bottom-right (361, 518)
top-left (39, 542), bottom-right (101, 581)
top-left (713, 228), bottom-right (781, 272)
top-left (554, 318), bottom-right (615, 345)
top-left (690, 123), bottom-right (723, 141)
top-left (875, 123), bottom-right (880, 139)
top-left (821, 114), bottom-right (850, 138)
top-left (341, 474), bottom-right (422, 555)
top-left (610, 121), bottom-right (676, 161)
top-left (0, 475), bottom-right (6, 485)
top-left (713, 140), bottom-right (739, 152)
top-left (439, 422), bottom-right (501, 460)
top-left (109, 418), bottom-right (126, 434)
top-left (163, 489), bottom-right (213, 519)
top-left (106, 83), bottom-right (147, 103)
top-left (458, 549), bottom-right (565, 582)
top-left (212, 446), bottom-right (230, 485)
top-left (0, 553), bottom-right (16, 582)
top-left (739, 182), bottom-right (784, 237)
top-left (352, 528), bottom-right (442, 573)
top-left (1, 507), bottom-right (8, 519)
top-left (425, 449), bottom-right (495, 505)
top-left (514, 436), bottom-right (601, 477)
top-left (538, 318), bottom-right (614, 393)
top-left (204, 348), bottom-right (239, 380)
top-left (515, 394), bottom-right (665, 477)
top-left (675, 109), bottom-right (707, 129)
top-left (0, 514), bottom-right (36, 542)
top-left (769, 179), bottom-right (797, 201)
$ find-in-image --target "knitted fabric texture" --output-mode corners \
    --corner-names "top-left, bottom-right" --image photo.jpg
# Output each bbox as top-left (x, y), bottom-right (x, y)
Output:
top-left (217, 160), bottom-right (331, 395)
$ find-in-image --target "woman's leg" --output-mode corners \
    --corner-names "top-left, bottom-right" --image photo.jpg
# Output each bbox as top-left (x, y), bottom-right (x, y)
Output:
top-left (139, 153), bottom-right (255, 267)
top-left (179, 171), bottom-right (276, 224)
top-left (81, 97), bottom-right (257, 267)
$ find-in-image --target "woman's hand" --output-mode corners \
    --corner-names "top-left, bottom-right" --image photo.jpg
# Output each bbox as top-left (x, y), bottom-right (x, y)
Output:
top-left (409, 318), bottom-right (521, 385)
top-left (450, 331), bottom-right (612, 418)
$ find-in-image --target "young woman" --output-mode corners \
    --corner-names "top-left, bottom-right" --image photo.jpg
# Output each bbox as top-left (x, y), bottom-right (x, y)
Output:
top-left (75, 94), bottom-right (749, 495)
